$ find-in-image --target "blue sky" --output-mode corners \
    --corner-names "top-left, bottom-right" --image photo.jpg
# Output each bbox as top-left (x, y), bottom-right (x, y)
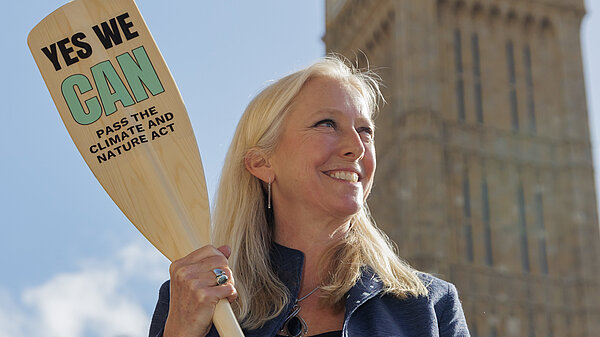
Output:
top-left (1, 1), bottom-right (324, 336)
top-left (0, 1), bottom-right (598, 336)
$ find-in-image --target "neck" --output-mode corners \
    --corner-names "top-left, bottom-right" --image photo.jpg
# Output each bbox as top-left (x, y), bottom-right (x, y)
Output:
top-left (273, 210), bottom-right (350, 293)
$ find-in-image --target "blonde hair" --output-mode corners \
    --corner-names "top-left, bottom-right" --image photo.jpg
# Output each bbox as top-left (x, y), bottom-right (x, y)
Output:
top-left (212, 55), bottom-right (428, 329)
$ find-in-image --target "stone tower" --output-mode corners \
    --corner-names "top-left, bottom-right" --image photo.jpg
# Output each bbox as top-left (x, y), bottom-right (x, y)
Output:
top-left (323, 0), bottom-right (600, 336)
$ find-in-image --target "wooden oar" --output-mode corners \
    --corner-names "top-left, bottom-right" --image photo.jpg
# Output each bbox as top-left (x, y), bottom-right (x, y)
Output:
top-left (27, 0), bottom-right (244, 335)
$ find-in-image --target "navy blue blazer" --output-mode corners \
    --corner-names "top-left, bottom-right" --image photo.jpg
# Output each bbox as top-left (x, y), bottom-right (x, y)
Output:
top-left (149, 243), bottom-right (470, 337)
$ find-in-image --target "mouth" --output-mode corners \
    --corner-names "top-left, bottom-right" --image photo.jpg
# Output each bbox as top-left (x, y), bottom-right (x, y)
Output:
top-left (325, 170), bottom-right (360, 183)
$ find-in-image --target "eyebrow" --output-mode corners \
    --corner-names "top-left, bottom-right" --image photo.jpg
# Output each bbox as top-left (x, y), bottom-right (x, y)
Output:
top-left (310, 108), bottom-right (374, 125)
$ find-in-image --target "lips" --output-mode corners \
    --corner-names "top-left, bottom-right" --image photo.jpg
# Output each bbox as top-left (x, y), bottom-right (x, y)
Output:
top-left (326, 170), bottom-right (359, 183)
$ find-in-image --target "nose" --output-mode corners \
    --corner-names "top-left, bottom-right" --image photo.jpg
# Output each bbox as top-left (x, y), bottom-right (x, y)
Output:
top-left (340, 128), bottom-right (365, 161)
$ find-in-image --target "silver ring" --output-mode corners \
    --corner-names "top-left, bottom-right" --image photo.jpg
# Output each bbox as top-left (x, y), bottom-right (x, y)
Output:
top-left (212, 268), bottom-right (229, 285)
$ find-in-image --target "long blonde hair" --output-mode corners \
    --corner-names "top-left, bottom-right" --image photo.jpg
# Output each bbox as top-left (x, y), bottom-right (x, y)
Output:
top-left (212, 56), bottom-right (428, 329)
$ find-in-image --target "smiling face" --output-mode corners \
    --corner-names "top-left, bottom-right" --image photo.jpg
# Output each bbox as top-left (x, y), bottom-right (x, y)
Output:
top-left (268, 76), bottom-right (376, 221)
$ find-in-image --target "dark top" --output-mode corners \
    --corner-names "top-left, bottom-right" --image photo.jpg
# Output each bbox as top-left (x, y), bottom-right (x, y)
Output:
top-left (276, 331), bottom-right (342, 337)
top-left (149, 243), bottom-right (470, 337)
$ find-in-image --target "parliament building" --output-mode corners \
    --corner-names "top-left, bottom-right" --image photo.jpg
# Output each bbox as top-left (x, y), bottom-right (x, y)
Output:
top-left (323, 0), bottom-right (600, 336)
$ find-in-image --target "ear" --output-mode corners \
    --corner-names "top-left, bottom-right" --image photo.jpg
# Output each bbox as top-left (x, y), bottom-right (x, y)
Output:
top-left (244, 148), bottom-right (273, 183)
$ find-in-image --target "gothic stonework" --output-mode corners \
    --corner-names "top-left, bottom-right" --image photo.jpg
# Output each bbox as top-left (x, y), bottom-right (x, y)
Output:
top-left (324, 0), bottom-right (600, 336)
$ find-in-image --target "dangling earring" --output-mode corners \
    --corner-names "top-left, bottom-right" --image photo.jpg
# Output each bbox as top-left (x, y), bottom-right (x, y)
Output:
top-left (267, 177), bottom-right (272, 209)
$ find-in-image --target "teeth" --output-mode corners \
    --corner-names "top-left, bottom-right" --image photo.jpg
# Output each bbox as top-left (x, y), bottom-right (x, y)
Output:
top-left (328, 171), bottom-right (359, 182)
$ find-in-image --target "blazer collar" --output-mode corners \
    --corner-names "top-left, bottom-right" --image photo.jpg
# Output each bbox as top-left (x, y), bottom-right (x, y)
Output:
top-left (343, 266), bottom-right (384, 331)
top-left (244, 242), bottom-right (384, 337)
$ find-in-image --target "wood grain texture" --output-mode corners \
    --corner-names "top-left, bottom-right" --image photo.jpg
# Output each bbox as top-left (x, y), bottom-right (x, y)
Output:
top-left (28, 0), bottom-right (243, 336)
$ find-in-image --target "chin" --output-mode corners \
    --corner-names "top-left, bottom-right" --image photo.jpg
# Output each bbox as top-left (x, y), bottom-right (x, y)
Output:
top-left (330, 200), bottom-right (363, 218)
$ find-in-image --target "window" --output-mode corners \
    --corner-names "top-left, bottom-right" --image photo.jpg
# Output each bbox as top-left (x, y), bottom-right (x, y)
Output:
top-left (528, 310), bottom-right (536, 337)
top-left (547, 312), bottom-right (554, 337)
top-left (463, 163), bottom-right (474, 262)
top-left (535, 191), bottom-right (549, 274)
top-left (506, 40), bottom-right (519, 131)
top-left (482, 169), bottom-right (493, 266)
top-left (472, 33), bottom-right (484, 124)
top-left (524, 45), bottom-right (536, 134)
top-left (518, 180), bottom-right (530, 272)
top-left (454, 29), bottom-right (466, 122)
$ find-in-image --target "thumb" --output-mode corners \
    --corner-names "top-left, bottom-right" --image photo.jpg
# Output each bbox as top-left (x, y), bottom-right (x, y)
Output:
top-left (217, 245), bottom-right (231, 259)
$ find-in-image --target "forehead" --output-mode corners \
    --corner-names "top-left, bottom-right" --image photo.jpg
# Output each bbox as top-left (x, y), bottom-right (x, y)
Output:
top-left (290, 77), bottom-right (372, 121)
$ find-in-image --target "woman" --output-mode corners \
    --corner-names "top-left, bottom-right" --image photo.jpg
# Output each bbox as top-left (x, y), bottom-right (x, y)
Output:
top-left (149, 57), bottom-right (470, 337)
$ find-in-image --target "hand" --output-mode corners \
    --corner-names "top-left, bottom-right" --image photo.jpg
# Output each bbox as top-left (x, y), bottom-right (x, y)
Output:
top-left (163, 245), bottom-right (237, 337)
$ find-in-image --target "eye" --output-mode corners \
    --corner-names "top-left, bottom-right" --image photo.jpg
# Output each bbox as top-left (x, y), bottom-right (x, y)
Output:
top-left (357, 126), bottom-right (374, 141)
top-left (314, 119), bottom-right (336, 129)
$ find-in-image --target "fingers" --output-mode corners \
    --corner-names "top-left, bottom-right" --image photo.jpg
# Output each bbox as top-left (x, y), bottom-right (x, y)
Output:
top-left (169, 245), bottom-right (235, 288)
top-left (226, 288), bottom-right (238, 303)
top-left (212, 283), bottom-right (237, 304)
top-left (186, 280), bottom-right (237, 305)
top-left (163, 282), bottom-right (237, 337)
top-left (171, 259), bottom-right (234, 287)
top-left (217, 245), bottom-right (231, 258)
top-left (170, 245), bottom-right (227, 270)
top-left (164, 244), bottom-right (237, 336)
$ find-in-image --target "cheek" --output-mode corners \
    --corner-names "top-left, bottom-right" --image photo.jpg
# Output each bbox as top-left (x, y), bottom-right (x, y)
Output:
top-left (307, 138), bottom-right (337, 165)
top-left (362, 148), bottom-right (376, 190)
top-left (365, 146), bottom-right (376, 175)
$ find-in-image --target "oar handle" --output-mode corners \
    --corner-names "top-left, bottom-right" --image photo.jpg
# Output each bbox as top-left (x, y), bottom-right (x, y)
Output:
top-left (214, 299), bottom-right (245, 337)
